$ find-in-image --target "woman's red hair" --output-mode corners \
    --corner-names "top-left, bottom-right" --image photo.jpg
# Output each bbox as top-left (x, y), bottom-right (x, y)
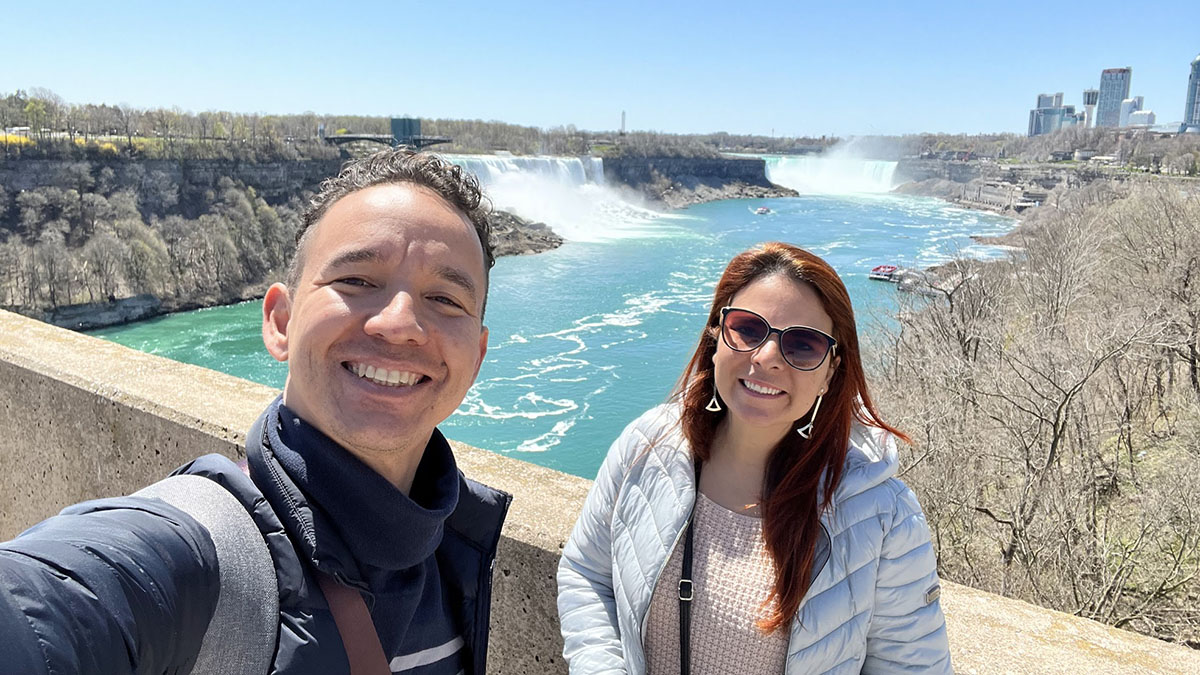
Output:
top-left (677, 242), bottom-right (908, 632)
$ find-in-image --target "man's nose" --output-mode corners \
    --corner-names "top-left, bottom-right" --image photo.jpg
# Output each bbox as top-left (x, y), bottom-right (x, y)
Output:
top-left (364, 292), bottom-right (428, 344)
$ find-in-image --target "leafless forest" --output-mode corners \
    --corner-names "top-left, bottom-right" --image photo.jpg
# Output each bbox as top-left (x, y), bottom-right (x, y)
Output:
top-left (874, 182), bottom-right (1200, 647)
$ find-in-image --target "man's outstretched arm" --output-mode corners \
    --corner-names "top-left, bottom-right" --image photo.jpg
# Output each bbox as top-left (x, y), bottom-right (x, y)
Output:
top-left (0, 497), bottom-right (221, 674)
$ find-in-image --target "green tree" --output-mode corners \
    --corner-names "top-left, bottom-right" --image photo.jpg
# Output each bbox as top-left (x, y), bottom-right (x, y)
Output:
top-left (23, 98), bottom-right (47, 139)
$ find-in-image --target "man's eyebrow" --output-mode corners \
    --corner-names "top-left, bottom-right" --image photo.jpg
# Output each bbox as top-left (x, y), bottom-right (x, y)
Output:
top-left (435, 265), bottom-right (478, 300)
top-left (324, 248), bottom-right (382, 270)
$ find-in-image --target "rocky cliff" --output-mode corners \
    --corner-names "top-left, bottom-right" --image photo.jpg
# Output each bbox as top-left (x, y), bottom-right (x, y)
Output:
top-left (602, 156), bottom-right (797, 208)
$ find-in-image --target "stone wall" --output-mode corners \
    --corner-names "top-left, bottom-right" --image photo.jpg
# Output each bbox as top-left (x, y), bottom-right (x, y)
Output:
top-left (2, 308), bottom-right (1199, 674)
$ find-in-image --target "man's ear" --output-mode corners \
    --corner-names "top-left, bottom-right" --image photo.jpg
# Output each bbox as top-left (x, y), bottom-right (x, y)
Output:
top-left (262, 283), bottom-right (292, 363)
top-left (471, 325), bottom-right (489, 383)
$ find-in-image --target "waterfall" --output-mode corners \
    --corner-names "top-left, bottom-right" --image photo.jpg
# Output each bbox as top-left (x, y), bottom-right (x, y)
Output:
top-left (449, 155), bottom-right (593, 188)
top-left (764, 155), bottom-right (898, 194)
top-left (446, 154), bottom-right (678, 243)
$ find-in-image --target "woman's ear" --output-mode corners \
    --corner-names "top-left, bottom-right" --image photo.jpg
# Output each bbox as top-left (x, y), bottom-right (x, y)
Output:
top-left (824, 355), bottom-right (841, 391)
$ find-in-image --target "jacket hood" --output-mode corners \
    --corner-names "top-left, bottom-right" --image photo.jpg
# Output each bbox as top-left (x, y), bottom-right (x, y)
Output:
top-left (648, 401), bottom-right (900, 505)
top-left (836, 422), bottom-right (900, 501)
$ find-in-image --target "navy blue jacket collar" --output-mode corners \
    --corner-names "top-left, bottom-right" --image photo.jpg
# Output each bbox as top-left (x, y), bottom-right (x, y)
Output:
top-left (248, 397), bottom-right (462, 581)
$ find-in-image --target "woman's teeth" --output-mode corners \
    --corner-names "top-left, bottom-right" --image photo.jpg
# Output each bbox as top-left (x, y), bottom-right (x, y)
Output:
top-left (742, 380), bottom-right (782, 396)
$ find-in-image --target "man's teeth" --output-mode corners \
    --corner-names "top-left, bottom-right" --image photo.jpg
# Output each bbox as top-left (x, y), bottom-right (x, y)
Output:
top-left (350, 363), bottom-right (421, 387)
top-left (743, 380), bottom-right (783, 395)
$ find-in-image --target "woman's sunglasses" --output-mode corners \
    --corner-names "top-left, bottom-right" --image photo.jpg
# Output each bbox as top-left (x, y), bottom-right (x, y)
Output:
top-left (719, 307), bottom-right (837, 371)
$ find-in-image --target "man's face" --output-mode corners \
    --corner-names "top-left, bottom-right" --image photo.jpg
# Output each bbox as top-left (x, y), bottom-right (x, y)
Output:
top-left (262, 183), bottom-right (488, 461)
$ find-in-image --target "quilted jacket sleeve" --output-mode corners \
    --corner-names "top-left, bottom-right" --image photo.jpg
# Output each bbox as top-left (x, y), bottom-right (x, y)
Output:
top-left (862, 480), bottom-right (953, 674)
top-left (557, 413), bottom-right (650, 675)
top-left (0, 497), bottom-right (221, 675)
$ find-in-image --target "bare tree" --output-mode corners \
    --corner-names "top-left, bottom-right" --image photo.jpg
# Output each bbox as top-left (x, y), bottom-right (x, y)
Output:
top-left (880, 182), bottom-right (1200, 646)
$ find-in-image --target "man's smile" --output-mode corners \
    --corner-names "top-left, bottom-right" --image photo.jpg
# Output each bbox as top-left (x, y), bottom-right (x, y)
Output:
top-left (343, 361), bottom-right (432, 388)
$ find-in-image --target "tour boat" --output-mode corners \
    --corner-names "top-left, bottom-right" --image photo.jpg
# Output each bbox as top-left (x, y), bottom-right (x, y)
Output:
top-left (869, 264), bottom-right (898, 282)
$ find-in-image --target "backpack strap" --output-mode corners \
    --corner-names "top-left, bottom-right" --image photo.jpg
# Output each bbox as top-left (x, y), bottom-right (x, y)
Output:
top-left (136, 474), bottom-right (279, 674)
top-left (315, 571), bottom-right (392, 674)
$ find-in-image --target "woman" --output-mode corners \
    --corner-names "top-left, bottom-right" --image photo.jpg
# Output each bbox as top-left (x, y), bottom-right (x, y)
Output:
top-left (557, 243), bottom-right (951, 674)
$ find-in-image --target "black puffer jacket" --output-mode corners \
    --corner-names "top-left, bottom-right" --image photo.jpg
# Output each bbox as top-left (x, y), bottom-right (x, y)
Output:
top-left (0, 398), bottom-right (511, 674)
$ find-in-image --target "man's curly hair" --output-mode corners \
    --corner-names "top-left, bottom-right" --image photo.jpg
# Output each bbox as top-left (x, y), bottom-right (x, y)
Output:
top-left (287, 149), bottom-right (495, 314)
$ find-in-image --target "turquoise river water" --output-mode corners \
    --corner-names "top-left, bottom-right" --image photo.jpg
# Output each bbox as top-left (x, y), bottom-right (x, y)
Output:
top-left (93, 157), bottom-right (1014, 478)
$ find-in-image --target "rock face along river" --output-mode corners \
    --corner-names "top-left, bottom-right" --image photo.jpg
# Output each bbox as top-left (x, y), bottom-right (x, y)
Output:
top-left (93, 155), bottom-right (1014, 478)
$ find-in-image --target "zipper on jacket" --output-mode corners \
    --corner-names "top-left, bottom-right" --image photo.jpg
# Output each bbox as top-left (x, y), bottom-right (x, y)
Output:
top-left (472, 493), bottom-right (512, 675)
top-left (639, 501), bottom-right (692, 645)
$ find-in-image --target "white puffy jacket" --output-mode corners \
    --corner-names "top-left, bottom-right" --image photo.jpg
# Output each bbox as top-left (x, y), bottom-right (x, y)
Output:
top-left (557, 404), bottom-right (952, 674)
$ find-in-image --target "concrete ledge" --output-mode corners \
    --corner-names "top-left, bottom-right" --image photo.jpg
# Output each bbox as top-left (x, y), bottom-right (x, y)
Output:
top-left (2, 308), bottom-right (1199, 673)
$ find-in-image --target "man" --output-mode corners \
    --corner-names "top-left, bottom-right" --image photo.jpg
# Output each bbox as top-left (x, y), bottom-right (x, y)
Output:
top-left (0, 149), bottom-right (510, 674)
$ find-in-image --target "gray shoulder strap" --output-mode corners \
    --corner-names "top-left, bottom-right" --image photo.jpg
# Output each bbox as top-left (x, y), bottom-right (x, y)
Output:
top-left (136, 474), bottom-right (279, 674)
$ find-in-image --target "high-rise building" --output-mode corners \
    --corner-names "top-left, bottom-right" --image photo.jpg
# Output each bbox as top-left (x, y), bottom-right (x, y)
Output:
top-left (1119, 96), bottom-right (1145, 127)
top-left (1028, 104), bottom-right (1077, 136)
top-left (1082, 89), bottom-right (1099, 128)
top-left (1096, 67), bottom-right (1132, 127)
top-left (1128, 110), bottom-right (1156, 126)
top-left (1183, 55), bottom-right (1200, 133)
top-left (1037, 92), bottom-right (1064, 109)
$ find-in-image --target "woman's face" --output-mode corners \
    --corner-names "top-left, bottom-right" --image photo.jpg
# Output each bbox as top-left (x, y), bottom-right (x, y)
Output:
top-left (712, 273), bottom-right (839, 445)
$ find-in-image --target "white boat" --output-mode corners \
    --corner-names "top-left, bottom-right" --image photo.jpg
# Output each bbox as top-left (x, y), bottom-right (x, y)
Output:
top-left (868, 264), bottom-right (898, 282)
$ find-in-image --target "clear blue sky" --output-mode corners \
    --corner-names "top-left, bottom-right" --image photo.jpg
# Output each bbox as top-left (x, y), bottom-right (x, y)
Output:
top-left (3, 0), bottom-right (1196, 137)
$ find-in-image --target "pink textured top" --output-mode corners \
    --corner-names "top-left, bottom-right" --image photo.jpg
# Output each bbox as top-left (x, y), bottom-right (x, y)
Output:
top-left (643, 492), bottom-right (789, 675)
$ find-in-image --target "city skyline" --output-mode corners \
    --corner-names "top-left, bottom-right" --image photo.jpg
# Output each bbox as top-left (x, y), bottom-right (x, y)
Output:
top-left (1, 0), bottom-right (1197, 138)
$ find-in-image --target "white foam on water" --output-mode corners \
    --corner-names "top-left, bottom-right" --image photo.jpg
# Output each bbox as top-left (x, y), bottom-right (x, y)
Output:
top-left (515, 418), bottom-right (577, 453)
top-left (456, 386), bottom-right (578, 420)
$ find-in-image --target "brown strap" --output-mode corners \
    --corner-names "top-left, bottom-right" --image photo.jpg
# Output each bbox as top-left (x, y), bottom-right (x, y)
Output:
top-left (316, 571), bottom-right (392, 674)
top-left (242, 453), bottom-right (389, 672)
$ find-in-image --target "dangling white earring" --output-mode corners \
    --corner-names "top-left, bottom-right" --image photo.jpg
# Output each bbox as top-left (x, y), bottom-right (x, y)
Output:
top-left (705, 389), bottom-right (722, 412)
top-left (797, 393), bottom-right (824, 438)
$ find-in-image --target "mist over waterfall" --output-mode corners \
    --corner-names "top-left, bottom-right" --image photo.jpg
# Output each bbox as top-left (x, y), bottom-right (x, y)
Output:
top-left (452, 155), bottom-right (604, 187)
top-left (447, 155), bottom-right (682, 243)
top-left (764, 155), bottom-right (898, 194)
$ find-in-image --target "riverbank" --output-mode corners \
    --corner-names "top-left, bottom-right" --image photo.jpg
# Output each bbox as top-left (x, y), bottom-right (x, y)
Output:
top-left (490, 210), bottom-right (563, 257)
top-left (17, 208), bottom-right (562, 331)
top-left (892, 177), bottom-right (1028, 246)
top-left (658, 181), bottom-right (798, 209)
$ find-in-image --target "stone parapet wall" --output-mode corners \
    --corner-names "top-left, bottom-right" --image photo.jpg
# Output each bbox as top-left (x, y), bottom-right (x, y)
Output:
top-left (2, 308), bottom-right (1198, 673)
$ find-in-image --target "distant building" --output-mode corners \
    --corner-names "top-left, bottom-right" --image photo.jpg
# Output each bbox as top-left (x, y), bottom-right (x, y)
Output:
top-left (1128, 110), bottom-right (1156, 126)
top-left (1082, 89), bottom-right (1099, 128)
top-left (1037, 92), bottom-right (1064, 109)
top-left (1096, 67), bottom-right (1132, 127)
top-left (1183, 55), bottom-right (1200, 133)
top-left (1028, 103), bottom-right (1078, 136)
top-left (1119, 96), bottom-right (1144, 127)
